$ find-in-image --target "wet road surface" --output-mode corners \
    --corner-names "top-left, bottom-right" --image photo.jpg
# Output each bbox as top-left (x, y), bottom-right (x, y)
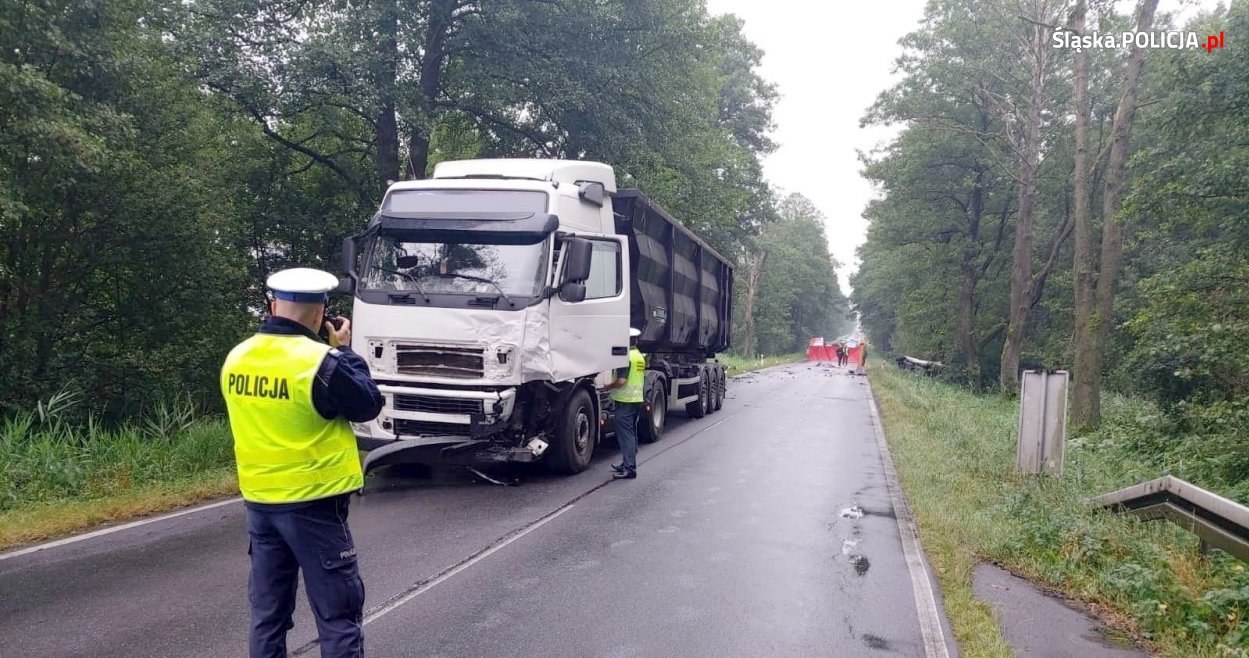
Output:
top-left (0, 364), bottom-right (950, 657)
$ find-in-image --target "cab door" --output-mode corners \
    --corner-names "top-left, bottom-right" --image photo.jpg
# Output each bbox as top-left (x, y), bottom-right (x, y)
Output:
top-left (548, 235), bottom-right (631, 382)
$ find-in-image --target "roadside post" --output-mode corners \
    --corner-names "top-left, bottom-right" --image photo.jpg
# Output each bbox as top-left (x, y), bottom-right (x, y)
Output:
top-left (1016, 370), bottom-right (1069, 476)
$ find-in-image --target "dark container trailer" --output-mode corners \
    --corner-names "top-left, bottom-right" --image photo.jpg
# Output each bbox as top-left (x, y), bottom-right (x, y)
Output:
top-left (610, 189), bottom-right (734, 443)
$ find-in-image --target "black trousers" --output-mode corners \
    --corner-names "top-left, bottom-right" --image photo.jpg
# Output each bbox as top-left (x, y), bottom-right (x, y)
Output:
top-left (246, 494), bottom-right (365, 658)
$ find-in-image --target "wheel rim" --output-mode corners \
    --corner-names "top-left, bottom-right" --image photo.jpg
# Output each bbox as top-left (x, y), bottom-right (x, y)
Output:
top-left (652, 393), bottom-right (666, 431)
top-left (575, 407), bottom-right (591, 452)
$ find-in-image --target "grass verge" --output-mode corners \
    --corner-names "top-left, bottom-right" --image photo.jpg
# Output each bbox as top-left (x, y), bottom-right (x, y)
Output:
top-left (720, 352), bottom-right (805, 376)
top-left (0, 470), bottom-right (238, 549)
top-left (0, 393), bottom-right (239, 551)
top-left (869, 365), bottom-right (1249, 658)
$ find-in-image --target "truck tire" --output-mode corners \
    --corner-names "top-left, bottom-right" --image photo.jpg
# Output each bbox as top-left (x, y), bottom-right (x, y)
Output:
top-left (640, 375), bottom-right (667, 444)
top-left (686, 369), bottom-right (709, 419)
top-left (547, 389), bottom-right (597, 474)
top-left (712, 368), bottom-right (725, 412)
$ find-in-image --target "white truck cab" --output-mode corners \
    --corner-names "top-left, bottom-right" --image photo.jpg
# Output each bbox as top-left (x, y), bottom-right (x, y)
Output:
top-left (339, 159), bottom-right (731, 475)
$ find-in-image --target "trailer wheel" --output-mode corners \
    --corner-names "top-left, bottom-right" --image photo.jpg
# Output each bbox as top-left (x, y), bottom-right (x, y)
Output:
top-left (686, 370), bottom-right (709, 419)
top-left (547, 389), bottom-right (597, 474)
top-left (712, 369), bottom-right (725, 412)
top-left (640, 377), bottom-right (667, 444)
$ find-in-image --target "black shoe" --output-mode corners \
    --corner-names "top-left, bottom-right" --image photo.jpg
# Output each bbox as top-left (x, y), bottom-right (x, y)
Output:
top-left (612, 462), bottom-right (626, 473)
top-left (612, 469), bottom-right (637, 480)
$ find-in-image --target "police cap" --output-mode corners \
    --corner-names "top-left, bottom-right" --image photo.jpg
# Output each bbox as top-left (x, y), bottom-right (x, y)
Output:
top-left (266, 268), bottom-right (338, 304)
top-left (629, 327), bottom-right (642, 338)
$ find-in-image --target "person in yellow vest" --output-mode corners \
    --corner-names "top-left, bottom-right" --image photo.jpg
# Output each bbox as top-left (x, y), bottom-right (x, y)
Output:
top-left (607, 327), bottom-right (646, 480)
top-left (221, 268), bottom-right (383, 658)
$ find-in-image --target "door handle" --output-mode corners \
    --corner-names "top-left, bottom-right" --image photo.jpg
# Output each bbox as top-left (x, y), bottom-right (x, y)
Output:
top-left (611, 346), bottom-right (627, 356)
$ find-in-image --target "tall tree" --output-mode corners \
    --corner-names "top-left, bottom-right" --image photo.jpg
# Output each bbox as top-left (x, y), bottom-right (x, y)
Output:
top-left (1000, 0), bottom-right (1068, 394)
top-left (1069, 0), bottom-right (1097, 422)
top-left (0, 0), bottom-right (257, 418)
top-left (861, 0), bottom-right (1064, 387)
top-left (1071, 0), bottom-right (1160, 428)
top-left (736, 247), bottom-right (768, 357)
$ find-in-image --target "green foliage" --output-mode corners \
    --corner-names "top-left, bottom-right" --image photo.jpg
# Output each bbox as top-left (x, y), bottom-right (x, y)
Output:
top-left (1123, 2), bottom-right (1249, 406)
top-left (0, 0), bottom-right (808, 424)
top-left (852, 0), bottom-right (1074, 385)
top-left (0, 0), bottom-right (255, 420)
top-left (874, 367), bottom-right (1249, 658)
top-left (752, 194), bottom-right (849, 355)
top-left (855, 0), bottom-right (1248, 483)
top-left (0, 390), bottom-right (234, 511)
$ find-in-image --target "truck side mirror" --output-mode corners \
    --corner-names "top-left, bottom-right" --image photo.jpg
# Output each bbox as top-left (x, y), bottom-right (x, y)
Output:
top-left (339, 236), bottom-right (358, 294)
top-left (559, 282), bottom-right (587, 303)
top-left (577, 181), bottom-right (605, 207)
top-left (341, 236), bottom-right (358, 273)
top-left (560, 237), bottom-right (593, 284)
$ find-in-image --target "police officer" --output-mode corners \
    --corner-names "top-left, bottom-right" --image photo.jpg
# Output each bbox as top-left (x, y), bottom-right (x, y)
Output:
top-left (608, 328), bottom-right (646, 480)
top-left (220, 268), bottom-right (384, 658)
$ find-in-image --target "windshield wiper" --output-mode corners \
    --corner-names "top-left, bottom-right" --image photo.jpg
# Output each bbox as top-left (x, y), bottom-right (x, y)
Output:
top-left (432, 273), bottom-right (516, 308)
top-left (372, 266), bottom-right (431, 303)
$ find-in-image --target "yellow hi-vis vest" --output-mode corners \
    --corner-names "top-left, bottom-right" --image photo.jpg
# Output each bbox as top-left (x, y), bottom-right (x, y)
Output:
top-left (611, 348), bottom-right (646, 403)
top-left (220, 334), bottom-right (362, 504)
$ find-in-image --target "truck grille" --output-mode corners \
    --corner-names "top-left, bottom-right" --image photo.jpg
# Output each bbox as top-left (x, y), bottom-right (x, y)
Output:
top-left (394, 344), bottom-right (484, 379)
top-left (393, 419), bottom-right (472, 438)
top-left (392, 394), bottom-right (483, 416)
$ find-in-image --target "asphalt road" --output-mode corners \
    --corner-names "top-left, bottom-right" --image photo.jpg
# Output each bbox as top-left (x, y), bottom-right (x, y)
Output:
top-left (0, 363), bottom-right (952, 658)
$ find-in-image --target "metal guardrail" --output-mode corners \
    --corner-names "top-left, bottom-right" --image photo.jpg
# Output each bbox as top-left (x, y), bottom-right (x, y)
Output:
top-left (894, 355), bottom-right (944, 375)
top-left (1090, 475), bottom-right (1249, 562)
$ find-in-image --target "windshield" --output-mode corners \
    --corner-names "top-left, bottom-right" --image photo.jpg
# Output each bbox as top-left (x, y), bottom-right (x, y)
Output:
top-left (360, 235), bottom-right (550, 298)
top-left (361, 188), bottom-right (552, 300)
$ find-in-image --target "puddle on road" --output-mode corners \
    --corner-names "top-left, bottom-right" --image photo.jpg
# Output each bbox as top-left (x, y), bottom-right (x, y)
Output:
top-left (840, 505), bottom-right (864, 520)
top-left (849, 555), bottom-right (871, 576)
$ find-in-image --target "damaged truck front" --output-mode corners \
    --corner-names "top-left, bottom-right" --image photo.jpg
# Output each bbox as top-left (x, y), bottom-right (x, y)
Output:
top-left (339, 158), bottom-right (732, 475)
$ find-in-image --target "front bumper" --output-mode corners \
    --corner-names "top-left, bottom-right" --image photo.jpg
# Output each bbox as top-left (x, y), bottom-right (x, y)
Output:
top-left (353, 385), bottom-right (539, 471)
top-left (354, 384), bottom-right (515, 439)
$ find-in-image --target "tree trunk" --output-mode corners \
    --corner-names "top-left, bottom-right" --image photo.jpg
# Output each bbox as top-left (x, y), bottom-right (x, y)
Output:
top-left (407, 0), bottom-right (455, 180)
top-left (1082, 0), bottom-right (1160, 425)
top-left (739, 249), bottom-right (767, 356)
top-left (1070, 0), bottom-right (1099, 428)
top-left (956, 268), bottom-right (978, 367)
top-left (956, 170), bottom-right (985, 386)
top-left (374, 0), bottom-right (400, 195)
top-left (1000, 21), bottom-right (1048, 395)
top-left (33, 250), bottom-right (55, 372)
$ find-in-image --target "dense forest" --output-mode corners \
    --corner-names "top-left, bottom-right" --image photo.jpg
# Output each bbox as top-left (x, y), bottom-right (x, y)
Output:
top-left (0, 0), bottom-right (849, 424)
top-left (853, 0), bottom-right (1248, 494)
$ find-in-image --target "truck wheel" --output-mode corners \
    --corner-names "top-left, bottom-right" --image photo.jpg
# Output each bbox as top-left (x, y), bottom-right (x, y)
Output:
top-left (686, 370), bottom-right (709, 419)
top-left (712, 369), bottom-right (725, 412)
top-left (547, 389), bottom-right (597, 474)
top-left (640, 380), bottom-right (667, 444)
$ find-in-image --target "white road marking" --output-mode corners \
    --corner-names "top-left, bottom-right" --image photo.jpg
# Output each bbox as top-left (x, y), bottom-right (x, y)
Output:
top-left (865, 383), bottom-right (953, 658)
top-left (361, 503), bottom-right (575, 626)
top-left (0, 497), bottom-right (242, 562)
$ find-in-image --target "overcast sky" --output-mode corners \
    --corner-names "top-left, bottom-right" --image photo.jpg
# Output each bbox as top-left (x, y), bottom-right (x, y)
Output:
top-left (702, 0), bottom-right (1224, 297)
top-left (702, 0), bottom-right (928, 296)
